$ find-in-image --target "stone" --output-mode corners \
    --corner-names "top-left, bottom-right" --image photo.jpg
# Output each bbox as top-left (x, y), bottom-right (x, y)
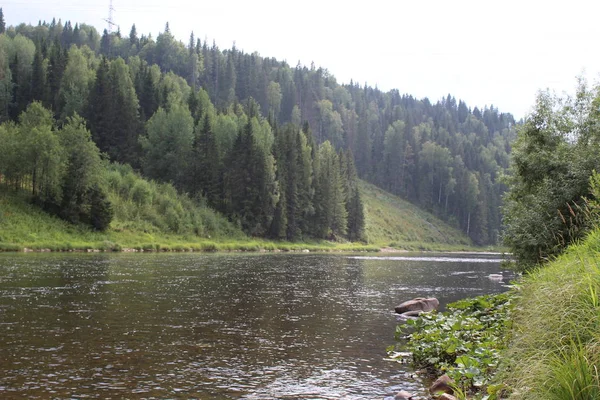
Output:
top-left (439, 394), bottom-right (458, 400)
top-left (395, 297), bottom-right (439, 314)
top-left (394, 390), bottom-right (414, 399)
top-left (429, 374), bottom-right (454, 396)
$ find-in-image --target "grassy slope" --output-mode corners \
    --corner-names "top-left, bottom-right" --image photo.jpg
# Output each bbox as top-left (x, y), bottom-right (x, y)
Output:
top-left (499, 229), bottom-right (600, 399)
top-left (0, 190), bottom-right (377, 252)
top-left (0, 181), bottom-right (475, 252)
top-left (360, 180), bottom-right (473, 249)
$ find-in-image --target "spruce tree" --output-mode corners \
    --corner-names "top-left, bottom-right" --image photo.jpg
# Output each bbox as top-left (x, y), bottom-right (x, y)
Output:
top-left (46, 38), bottom-right (67, 114)
top-left (89, 184), bottom-right (113, 231)
top-left (31, 46), bottom-right (46, 103)
top-left (347, 187), bottom-right (365, 242)
top-left (313, 141), bottom-right (347, 239)
top-left (224, 118), bottom-right (276, 236)
top-left (191, 113), bottom-right (220, 206)
top-left (88, 57), bottom-right (112, 154)
top-left (0, 8), bottom-right (5, 34)
top-left (129, 24), bottom-right (139, 51)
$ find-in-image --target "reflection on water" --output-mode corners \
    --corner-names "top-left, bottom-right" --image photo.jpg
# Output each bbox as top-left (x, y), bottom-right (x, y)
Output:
top-left (0, 253), bottom-right (510, 399)
top-left (351, 255), bottom-right (504, 263)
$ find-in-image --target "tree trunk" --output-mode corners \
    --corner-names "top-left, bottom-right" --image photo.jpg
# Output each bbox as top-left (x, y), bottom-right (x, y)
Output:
top-left (467, 211), bottom-right (471, 236)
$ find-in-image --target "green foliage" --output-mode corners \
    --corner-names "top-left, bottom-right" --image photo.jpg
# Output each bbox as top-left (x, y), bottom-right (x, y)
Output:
top-left (0, 104), bottom-right (112, 230)
top-left (390, 293), bottom-right (513, 397)
top-left (503, 82), bottom-right (600, 269)
top-left (140, 99), bottom-right (194, 188)
top-left (105, 163), bottom-right (240, 238)
top-left (59, 45), bottom-right (95, 120)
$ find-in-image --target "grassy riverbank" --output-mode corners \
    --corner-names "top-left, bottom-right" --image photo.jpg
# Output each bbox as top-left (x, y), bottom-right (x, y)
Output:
top-left (0, 177), bottom-right (483, 253)
top-left (392, 228), bottom-right (600, 400)
top-left (496, 229), bottom-right (600, 399)
top-left (0, 190), bottom-right (379, 252)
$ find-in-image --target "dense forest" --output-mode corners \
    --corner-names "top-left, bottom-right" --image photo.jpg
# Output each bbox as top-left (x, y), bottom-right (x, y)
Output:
top-left (0, 12), bottom-right (516, 244)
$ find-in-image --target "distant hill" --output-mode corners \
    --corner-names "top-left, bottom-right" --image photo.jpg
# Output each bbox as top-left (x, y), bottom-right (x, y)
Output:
top-left (360, 180), bottom-right (472, 249)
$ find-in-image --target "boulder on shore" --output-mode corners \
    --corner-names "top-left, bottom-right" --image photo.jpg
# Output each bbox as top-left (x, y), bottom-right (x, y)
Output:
top-left (429, 374), bottom-right (454, 396)
top-left (395, 297), bottom-right (439, 314)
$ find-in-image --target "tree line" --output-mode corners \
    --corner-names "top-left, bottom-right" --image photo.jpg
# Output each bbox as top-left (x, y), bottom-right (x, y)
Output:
top-left (0, 16), bottom-right (364, 240)
top-left (0, 14), bottom-right (516, 243)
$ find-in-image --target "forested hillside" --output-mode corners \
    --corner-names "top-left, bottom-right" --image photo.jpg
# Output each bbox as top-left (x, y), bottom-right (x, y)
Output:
top-left (0, 13), bottom-right (516, 244)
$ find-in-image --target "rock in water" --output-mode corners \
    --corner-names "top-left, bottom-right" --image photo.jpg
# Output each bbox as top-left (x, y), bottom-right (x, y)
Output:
top-left (439, 394), bottom-right (458, 400)
top-left (394, 390), bottom-right (414, 399)
top-left (395, 297), bottom-right (439, 314)
top-left (429, 374), bottom-right (454, 396)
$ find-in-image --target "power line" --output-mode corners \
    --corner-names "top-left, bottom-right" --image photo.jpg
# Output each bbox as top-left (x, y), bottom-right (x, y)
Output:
top-left (102, 0), bottom-right (116, 33)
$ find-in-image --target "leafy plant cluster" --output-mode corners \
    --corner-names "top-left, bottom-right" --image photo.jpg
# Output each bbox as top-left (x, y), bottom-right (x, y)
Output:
top-left (390, 293), bottom-right (513, 398)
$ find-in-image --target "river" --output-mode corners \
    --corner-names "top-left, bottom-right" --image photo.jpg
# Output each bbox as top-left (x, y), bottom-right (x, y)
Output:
top-left (0, 252), bottom-right (511, 399)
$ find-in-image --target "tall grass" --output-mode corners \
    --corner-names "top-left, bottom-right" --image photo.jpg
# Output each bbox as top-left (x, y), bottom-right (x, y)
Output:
top-left (499, 229), bottom-right (600, 399)
top-left (105, 164), bottom-right (242, 239)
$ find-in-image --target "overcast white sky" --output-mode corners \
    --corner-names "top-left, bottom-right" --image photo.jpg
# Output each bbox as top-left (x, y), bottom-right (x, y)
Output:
top-left (4, 0), bottom-right (600, 119)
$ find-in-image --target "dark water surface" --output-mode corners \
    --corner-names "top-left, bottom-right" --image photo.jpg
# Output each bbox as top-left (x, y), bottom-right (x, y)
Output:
top-left (0, 252), bottom-right (511, 399)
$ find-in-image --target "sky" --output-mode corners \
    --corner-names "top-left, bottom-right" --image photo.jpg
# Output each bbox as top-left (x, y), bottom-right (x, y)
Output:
top-left (3, 0), bottom-right (600, 119)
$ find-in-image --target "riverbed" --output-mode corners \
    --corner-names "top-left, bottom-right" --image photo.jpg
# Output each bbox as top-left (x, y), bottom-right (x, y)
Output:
top-left (0, 252), bottom-right (511, 399)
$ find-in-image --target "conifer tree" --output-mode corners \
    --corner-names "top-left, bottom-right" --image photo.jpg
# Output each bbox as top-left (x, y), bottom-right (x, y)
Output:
top-left (313, 141), bottom-right (347, 239)
top-left (347, 186), bottom-right (365, 241)
top-left (46, 38), bottom-right (67, 114)
top-left (89, 57), bottom-right (143, 166)
top-left (129, 24), bottom-right (139, 51)
top-left (58, 114), bottom-right (107, 226)
top-left (296, 124), bottom-right (315, 237)
top-left (0, 48), bottom-right (13, 122)
top-left (191, 113), bottom-right (220, 206)
top-left (0, 8), bottom-right (5, 34)
top-left (224, 118), bottom-right (277, 236)
top-left (30, 46), bottom-right (46, 103)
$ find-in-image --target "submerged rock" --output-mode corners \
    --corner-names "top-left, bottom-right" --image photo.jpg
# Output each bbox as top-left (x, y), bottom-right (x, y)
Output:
top-left (395, 297), bottom-right (439, 314)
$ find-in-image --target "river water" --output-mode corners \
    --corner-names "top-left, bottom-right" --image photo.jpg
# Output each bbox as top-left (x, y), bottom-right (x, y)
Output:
top-left (0, 252), bottom-right (511, 399)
